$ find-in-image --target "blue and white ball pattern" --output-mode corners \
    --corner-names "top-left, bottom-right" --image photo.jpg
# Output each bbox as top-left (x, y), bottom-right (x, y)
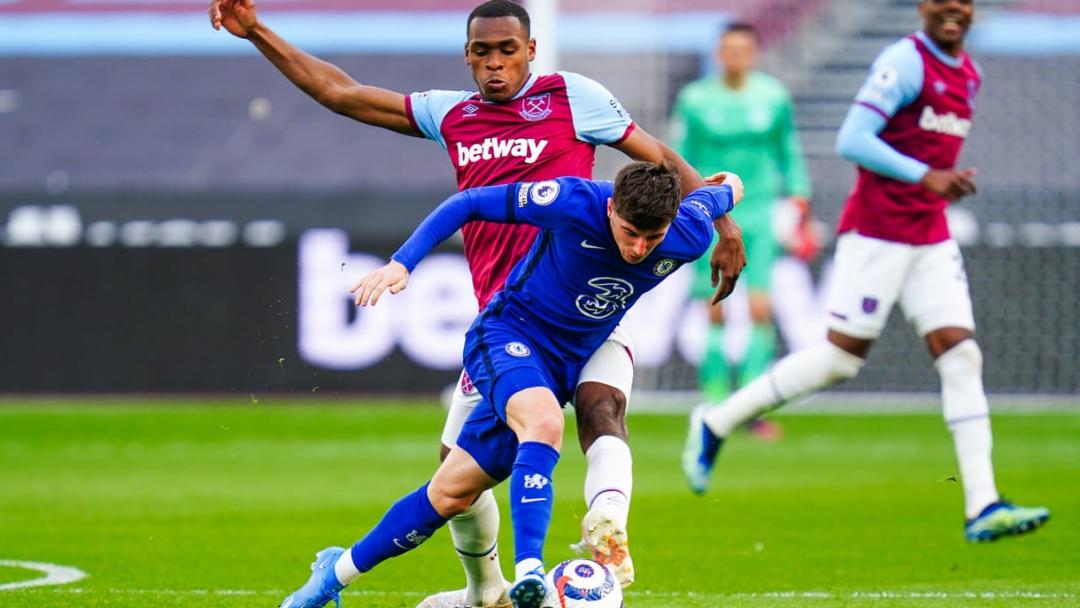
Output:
top-left (543, 559), bottom-right (623, 608)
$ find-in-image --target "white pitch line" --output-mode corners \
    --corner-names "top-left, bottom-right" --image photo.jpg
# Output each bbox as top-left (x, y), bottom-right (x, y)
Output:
top-left (28, 588), bottom-right (1076, 600)
top-left (0, 560), bottom-right (87, 591)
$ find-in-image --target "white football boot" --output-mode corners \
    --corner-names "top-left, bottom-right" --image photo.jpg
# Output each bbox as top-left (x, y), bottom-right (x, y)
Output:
top-left (580, 507), bottom-right (634, 587)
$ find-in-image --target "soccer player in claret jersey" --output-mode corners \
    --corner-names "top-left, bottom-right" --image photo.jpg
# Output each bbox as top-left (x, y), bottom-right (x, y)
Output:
top-left (682, 0), bottom-right (1049, 542)
top-left (209, 0), bottom-right (746, 605)
top-left (275, 162), bottom-right (740, 608)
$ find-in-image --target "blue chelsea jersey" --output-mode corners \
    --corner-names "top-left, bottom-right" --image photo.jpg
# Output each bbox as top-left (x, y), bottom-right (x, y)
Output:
top-left (393, 176), bottom-right (733, 363)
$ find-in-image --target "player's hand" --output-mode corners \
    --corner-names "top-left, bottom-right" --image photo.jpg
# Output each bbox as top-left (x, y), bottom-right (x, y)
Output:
top-left (921, 167), bottom-right (977, 201)
top-left (785, 197), bottom-right (824, 262)
top-left (709, 214), bottom-right (747, 304)
top-left (704, 171), bottom-right (744, 206)
top-left (209, 0), bottom-right (258, 38)
top-left (350, 261), bottom-right (410, 307)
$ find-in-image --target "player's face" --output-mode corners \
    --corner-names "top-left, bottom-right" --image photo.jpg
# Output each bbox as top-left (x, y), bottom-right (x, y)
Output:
top-left (465, 16), bottom-right (536, 102)
top-left (919, 0), bottom-right (974, 54)
top-left (717, 31), bottom-right (758, 79)
top-left (607, 199), bottom-right (671, 264)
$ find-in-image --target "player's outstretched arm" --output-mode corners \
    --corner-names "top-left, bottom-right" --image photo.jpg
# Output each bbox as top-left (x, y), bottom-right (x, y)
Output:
top-left (702, 172), bottom-right (747, 304)
top-left (208, 0), bottom-right (418, 135)
top-left (351, 261), bottom-right (410, 307)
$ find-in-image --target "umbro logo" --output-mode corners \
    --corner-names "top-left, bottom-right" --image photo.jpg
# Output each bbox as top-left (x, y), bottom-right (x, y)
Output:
top-left (462, 104), bottom-right (479, 115)
top-left (580, 239), bottom-right (605, 250)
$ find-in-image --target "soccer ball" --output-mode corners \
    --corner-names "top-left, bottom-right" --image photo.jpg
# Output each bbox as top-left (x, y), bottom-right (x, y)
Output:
top-left (542, 559), bottom-right (623, 608)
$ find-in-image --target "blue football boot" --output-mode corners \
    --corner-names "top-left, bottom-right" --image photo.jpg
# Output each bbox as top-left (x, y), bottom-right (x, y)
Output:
top-left (508, 568), bottom-right (547, 608)
top-left (965, 501), bottom-right (1050, 542)
top-left (279, 546), bottom-right (347, 608)
top-left (682, 405), bottom-right (724, 495)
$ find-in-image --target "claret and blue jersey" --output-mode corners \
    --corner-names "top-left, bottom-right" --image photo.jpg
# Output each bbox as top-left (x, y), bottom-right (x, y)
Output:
top-left (836, 30), bottom-right (982, 245)
top-left (393, 177), bottom-right (733, 407)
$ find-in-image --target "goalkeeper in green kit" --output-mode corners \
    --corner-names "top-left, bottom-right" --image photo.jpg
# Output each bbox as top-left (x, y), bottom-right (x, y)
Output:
top-left (671, 22), bottom-right (816, 434)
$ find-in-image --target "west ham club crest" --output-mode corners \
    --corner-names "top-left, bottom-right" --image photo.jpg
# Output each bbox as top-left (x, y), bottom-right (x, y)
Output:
top-left (520, 93), bottom-right (553, 121)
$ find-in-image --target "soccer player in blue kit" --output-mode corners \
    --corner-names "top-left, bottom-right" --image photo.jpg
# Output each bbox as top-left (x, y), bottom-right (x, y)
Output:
top-left (276, 161), bottom-right (741, 608)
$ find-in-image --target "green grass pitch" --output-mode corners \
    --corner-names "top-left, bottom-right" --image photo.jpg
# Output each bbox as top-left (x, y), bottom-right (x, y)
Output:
top-left (0, 399), bottom-right (1076, 607)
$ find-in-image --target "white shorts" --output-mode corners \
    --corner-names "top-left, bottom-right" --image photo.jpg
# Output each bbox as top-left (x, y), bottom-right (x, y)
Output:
top-left (440, 324), bottom-right (635, 448)
top-left (826, 233), bottom-right (975, 340)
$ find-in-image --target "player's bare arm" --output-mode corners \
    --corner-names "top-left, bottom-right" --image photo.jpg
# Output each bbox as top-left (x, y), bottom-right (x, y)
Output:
top-left (615, 128), bottom-right (747, 301)
top-left (351, 260), bottom-right (410, 307)
top-left (921, 167), bottom-right (977, 201)
top-left (208, 0), bottom-right (419, 136)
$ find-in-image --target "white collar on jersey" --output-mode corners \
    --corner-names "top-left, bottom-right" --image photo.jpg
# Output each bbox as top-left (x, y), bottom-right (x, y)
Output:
top-left (916, 30), bottom-right (964, 68)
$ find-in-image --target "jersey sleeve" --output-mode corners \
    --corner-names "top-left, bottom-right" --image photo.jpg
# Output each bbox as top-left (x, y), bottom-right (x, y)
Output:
top-left (559, 71), bottom-right (635, 145)
top-left (392, 178), bottom-right (592, 270)
top-left (406, 89), bottom-right (474, 150)
top-left (671, 185), bottom-right (734, 258)
top-left (853, 38), bottom-right (924, 119)
top-left (391, 184), bottom-right (509, 271)
top-left (508, 177), bottom-right (595, 230)
top-left (835, 104), bottom-right (929, 183)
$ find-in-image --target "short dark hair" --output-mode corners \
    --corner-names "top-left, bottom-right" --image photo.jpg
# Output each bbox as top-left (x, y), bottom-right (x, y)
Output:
top-left (721, 21), bottom-right (759, 42)
top-left (467, 0), bottom-right (531, 36)
top-left (612, 161), bottom-right (682, 231)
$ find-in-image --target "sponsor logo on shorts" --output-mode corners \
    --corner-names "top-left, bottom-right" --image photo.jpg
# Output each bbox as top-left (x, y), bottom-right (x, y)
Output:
top-left (653, 258), bottom-right (676, 276)
top-left (529, 181), bottom-right (560, 206)
top-left (505, 342), bottom-right (531, 357)
top-left (520, 93), bottom-right (553, 121)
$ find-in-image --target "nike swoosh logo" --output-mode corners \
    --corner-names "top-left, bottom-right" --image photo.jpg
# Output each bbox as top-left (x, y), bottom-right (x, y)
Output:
top-left (392, 538), bottom-right (410, 549)
top-left (520, 497), bottom-right (548, 504)
top-left (580, 239), bottom-right (605, 250)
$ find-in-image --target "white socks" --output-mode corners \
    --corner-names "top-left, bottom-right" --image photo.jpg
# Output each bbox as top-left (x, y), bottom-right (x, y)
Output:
top-left (704, 341), bottom-right (864, 437)
top-left (449, 489), bottom-right (508, 604)
top-left (584, 435), bottom-right (633, 528)
top-left (334, 550), bottom-right (362, 586)
top-left (936, 340), bottom-right (999, 518)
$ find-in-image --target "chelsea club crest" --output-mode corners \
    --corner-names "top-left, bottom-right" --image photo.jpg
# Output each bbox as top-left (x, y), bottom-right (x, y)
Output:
top-left (505, 342), bottom-right (531, 357)
top-left (653, 259), bottom-right (676, 276)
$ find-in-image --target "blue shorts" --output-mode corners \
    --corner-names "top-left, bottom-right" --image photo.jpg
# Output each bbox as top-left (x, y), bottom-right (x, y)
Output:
top-left (455, 397), bottom-right (518, 482)
top-left (463, 317), bottom-right (574, 419)
top-left (458, 316), bottom-right (578, 480)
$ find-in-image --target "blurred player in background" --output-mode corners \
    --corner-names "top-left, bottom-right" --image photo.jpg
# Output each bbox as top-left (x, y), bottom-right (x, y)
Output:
top-left (671, 23), bottom-right (815, 440)
top-left (209, 0), bottom-right (746, 605)
top-left (277, 162), bottom-right (739, 608)
top-left (682, 0), bottom-right (1050, 542)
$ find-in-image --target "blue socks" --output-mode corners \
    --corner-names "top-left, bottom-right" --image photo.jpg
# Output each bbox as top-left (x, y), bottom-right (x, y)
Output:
top-left (349, 482), bottom-right (448, 573)
top-left (509, 441), bottom-right (560, 566)
top-left (345, 442), bottom-right (561, 578)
